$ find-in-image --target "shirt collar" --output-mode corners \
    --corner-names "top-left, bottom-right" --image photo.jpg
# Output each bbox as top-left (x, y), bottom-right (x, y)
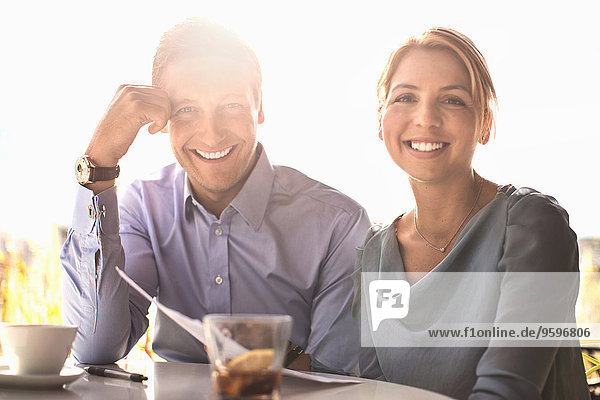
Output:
top-left (182, 143), bottom-right (274, 231)
top-left (230, 144), bottom-right (274, 231)
top-left (183, 168), bottom-right (195, 221)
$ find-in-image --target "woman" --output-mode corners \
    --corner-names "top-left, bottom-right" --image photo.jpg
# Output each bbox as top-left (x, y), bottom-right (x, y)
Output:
top-left (354, 28), bottom-right (589, 399)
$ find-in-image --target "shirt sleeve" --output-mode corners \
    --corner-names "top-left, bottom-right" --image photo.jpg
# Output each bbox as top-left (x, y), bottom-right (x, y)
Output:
top-left (468, 191), bottom-right (588, 399)
top-left (306, 207), bottom-right (371, 374)
top-left (60, 184), bottom-right (152, 364)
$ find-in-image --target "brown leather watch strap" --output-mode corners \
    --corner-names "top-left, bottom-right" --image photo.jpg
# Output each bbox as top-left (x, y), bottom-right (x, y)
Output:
top-left (285, 342), bottom-right (304, 367)
top-left (90, 164), bottom-right (120, 182)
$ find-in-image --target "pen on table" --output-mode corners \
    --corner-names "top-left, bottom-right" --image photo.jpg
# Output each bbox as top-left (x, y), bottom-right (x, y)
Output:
top-left (83, 366), bottom-right (148, 382)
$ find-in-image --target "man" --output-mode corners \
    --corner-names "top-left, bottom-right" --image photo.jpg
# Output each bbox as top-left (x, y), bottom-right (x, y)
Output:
top-left (61, 18), bottom-right (370, 374)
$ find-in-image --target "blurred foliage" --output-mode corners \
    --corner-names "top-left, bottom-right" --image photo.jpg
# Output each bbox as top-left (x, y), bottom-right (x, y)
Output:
top-left (0, 226), bottom-right (63, 324)
top-left (579, 238), bottom-right (600, 386)
top-left (578, 239), bottom-right (600, 324)
top-left (0, 226), bottom-right (161, 363)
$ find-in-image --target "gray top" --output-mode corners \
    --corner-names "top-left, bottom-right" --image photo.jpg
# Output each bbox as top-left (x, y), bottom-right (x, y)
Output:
top-left (354, 185), bottom-right (590, 399)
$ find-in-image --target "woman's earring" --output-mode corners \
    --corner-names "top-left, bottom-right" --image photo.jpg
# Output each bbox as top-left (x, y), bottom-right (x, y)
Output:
top-left (479, 117), bottom-right (492, 145)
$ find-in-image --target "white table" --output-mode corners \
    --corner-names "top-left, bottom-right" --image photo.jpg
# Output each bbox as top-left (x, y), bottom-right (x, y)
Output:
top-left (0, 362), bottom-right (454, 399)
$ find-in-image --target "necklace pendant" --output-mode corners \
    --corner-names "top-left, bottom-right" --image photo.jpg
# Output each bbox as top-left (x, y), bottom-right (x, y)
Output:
top-left (412, 177), bottom-right (484, 256)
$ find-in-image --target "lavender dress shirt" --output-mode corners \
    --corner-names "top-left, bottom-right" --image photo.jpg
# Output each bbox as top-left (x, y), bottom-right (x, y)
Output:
top-left (61, 146), bottom-right (370, 373)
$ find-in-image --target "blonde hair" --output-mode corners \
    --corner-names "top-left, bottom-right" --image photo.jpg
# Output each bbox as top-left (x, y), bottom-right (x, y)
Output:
top-left (377, 27), bottom-right (497, 136)
top-left (152, 18), bottom-right (262, 101)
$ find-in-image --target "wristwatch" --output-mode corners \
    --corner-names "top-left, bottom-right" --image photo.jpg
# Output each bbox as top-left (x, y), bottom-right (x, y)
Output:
top-left (75, 155), bottom-right (120, 185)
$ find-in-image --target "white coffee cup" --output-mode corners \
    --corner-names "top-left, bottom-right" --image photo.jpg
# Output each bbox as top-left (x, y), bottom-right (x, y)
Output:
top-left (0, 324), bottom-right (78, 375)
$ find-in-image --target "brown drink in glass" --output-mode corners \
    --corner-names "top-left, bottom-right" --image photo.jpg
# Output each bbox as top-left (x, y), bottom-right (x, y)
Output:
top-left (203, 315), bottom-right (292, 400)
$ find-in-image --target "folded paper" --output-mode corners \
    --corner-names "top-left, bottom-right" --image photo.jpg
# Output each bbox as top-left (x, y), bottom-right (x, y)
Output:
top-left (115, 267), bottom-right (361, 384)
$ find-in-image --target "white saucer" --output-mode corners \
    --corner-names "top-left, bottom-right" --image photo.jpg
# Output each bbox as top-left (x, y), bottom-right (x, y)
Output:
top-left (0, 365), bottom-right (84, 388)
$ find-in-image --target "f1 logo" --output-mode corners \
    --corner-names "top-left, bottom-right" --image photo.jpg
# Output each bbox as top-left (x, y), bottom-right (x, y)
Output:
top-left (369, 280), bottom-right (410, 331)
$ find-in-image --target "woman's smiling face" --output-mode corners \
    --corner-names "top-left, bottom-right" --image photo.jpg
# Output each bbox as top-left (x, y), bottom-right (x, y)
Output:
top-left (381, 48), bottom-right (481, 184)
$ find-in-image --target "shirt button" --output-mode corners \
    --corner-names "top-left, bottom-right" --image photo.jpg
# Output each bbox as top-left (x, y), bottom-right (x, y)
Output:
top-left (215, 226), bottom-right (223, 236)
top-left (215, 275), bottom-right (223, 285)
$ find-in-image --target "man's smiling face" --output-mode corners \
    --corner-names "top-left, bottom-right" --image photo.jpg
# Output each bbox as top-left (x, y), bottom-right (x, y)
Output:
top-left (164, 56), bottom-right (264, 201)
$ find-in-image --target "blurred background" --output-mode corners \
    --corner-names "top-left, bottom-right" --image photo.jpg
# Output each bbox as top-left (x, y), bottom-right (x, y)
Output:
top-left (0, 0), bottom-right (598, 380)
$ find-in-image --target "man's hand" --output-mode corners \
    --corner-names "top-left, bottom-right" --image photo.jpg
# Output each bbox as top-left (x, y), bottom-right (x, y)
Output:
top-left (84, 85), bottom-right (171, 193)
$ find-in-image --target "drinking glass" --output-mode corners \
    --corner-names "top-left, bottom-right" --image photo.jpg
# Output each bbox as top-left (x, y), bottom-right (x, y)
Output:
top-left (203, 314), bottom-right (292, 400)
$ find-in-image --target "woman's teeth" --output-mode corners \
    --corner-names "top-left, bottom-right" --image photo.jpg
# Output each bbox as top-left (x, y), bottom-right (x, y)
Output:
top-left (195, 146), bottom-right (233, 159)
top-left (410, 141), bottom-right (445, 152)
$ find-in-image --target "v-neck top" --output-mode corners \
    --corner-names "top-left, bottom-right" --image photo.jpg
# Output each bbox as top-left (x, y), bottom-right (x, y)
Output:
top-left (353, 185), bottom-right (590, 399)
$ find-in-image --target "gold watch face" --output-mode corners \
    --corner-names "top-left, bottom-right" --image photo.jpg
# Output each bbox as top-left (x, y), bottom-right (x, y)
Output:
top-left (75, 156), bottom-right (92, 184)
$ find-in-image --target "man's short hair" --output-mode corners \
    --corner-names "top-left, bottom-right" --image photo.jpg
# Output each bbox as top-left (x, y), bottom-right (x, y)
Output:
top-left (152, 18), bottom-right (262, 100)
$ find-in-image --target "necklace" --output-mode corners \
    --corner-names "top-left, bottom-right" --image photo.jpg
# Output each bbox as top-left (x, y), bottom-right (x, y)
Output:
top-left (412, 178), bottom-right (484, 253)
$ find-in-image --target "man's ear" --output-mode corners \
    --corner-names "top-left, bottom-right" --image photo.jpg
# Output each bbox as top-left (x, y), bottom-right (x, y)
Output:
top-left (258, 102), bottom-right (265, 124)
top-left (161, 121), bottom-right (170, 134)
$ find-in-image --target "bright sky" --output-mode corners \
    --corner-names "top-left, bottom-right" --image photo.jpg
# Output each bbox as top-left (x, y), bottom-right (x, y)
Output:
top-left (0, 0), bottom-right (598, 243)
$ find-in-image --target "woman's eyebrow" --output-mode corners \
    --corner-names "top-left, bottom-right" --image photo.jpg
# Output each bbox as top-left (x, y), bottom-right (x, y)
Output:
top-left (441, 84), bottom-right (470, 93)
top-left (389, 83), bottom-right (471, 93)
top-left (390, 83), bottom-right (418, 93)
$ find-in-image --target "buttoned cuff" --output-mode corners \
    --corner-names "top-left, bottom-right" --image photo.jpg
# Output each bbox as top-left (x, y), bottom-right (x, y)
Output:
top-left (72, 184), bottom-right (120, 235)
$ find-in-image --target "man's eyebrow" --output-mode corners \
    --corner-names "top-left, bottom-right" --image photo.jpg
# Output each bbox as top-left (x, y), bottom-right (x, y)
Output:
top-left (171, 98), bottom-right (196, 107)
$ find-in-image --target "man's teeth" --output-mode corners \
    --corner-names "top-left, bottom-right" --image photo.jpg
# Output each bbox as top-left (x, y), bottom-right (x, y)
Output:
top-left (410, 141), bottom-right (445, 152)
top-left (195, 146), bottom-right (233, 159)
